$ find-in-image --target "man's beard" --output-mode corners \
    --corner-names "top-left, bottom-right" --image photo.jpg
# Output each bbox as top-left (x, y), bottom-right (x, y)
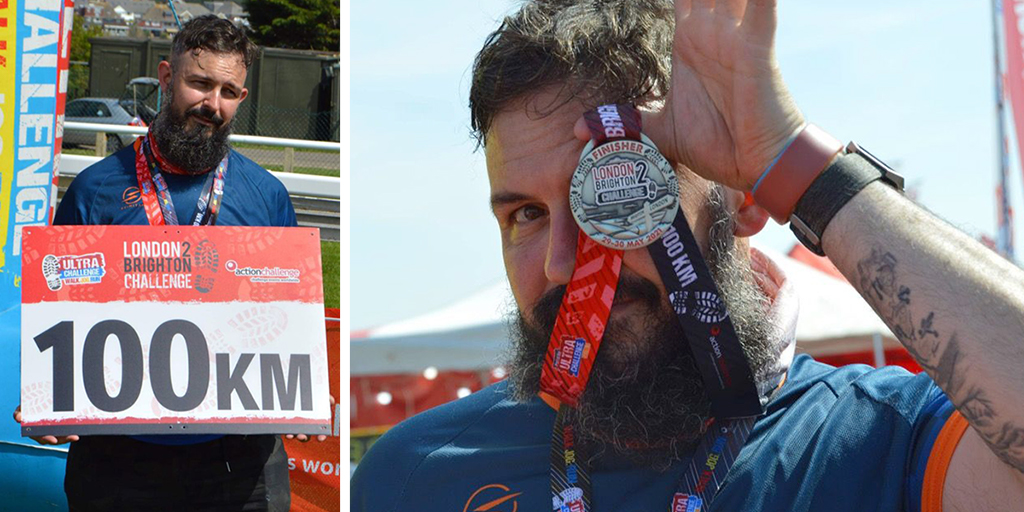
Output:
top-left (505, 186), bottom-right (777, 470)
top-left (149, 82), bottom-right (233, 175)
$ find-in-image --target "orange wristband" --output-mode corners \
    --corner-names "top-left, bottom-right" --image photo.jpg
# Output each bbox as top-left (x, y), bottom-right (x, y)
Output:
top-left (752, 124), bottom-right (844, 224)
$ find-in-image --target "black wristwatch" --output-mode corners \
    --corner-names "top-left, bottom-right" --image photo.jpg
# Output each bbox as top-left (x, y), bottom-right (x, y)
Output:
top-left (789, 142), bottom-right (905, 256)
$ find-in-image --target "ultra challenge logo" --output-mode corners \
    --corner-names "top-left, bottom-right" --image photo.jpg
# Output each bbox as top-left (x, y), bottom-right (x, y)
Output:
top-left (41, 252), bottom-right (106, 291)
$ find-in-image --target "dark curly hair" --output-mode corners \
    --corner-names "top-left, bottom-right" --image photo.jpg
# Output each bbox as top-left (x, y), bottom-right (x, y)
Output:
top-left (469, 0), bottom-right (674, 146)
top-left (171, 15), bottom-right (259, 70)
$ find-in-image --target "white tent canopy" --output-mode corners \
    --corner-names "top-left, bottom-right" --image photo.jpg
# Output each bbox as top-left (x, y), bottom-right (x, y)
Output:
top-left (350, 245), bottom-right (896, 376)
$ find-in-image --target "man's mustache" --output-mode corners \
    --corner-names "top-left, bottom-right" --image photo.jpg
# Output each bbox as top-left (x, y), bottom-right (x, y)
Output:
top-left (186, 106), bottom-right (224, 127)
top-left (527, 272), bottom-right (665, 333)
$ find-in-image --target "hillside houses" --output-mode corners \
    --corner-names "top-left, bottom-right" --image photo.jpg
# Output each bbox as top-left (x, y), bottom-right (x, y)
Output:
top-left (76, 0), bottom-right (248, 37)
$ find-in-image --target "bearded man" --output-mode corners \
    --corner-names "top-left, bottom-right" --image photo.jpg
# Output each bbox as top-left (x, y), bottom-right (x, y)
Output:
top-left (12, 15), bottom-right (319, 511)
top-left (352, 1), bottom-right (1024, 511)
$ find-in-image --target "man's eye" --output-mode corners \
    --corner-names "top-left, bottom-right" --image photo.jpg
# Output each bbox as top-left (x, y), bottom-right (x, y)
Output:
top-left (511, 205), bottom-right (545, 224)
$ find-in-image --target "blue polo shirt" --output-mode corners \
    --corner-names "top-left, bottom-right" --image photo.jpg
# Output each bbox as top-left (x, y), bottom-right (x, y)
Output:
top-left (351, 355), bottom-right (964, 512)
top-left (55, 146), bottom-right (297, 228)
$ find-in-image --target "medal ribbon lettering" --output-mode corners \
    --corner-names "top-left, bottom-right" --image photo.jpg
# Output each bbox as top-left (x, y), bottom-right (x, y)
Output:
top-left (547, 104), bottom-right (764, 512)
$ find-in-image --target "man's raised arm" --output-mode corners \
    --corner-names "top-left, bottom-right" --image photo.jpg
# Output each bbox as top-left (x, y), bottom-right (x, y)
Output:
top-left (634, 0), bottom-right (1024, 506)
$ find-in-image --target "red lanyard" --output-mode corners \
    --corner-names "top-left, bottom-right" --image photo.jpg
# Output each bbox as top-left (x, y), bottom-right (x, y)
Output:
top-left (539, 232), bottom-right (623, 406)
top-left (133, 136), bottom-right (227, 226)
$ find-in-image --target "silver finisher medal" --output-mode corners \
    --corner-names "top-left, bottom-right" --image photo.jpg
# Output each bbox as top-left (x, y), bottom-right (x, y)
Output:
top-left (570, 134), bottom-right (678, 249)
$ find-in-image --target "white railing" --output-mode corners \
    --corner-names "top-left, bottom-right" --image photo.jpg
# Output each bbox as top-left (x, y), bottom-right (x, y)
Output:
top-left (64, 122), bottom-right (341, 151)
top-left (60, 122), bottom-right (341, 200)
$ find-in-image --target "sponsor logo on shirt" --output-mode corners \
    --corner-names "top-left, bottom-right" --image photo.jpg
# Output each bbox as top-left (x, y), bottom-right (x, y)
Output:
top-left (463, 483), bottom-right (522, 512)
top-left (122, 186), bottom-right (142, 207)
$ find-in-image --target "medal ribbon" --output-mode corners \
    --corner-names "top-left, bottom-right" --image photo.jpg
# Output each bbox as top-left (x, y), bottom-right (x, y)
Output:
top-left (583, 103), bottom-right (642, 145)
top-left (539, 231), bottom-right (623, 406)
top-left (647, 212), bottom-right (763, 418)
top-left (546, 104), bottom-right (765, 512)
top-left (550, 404), bottom-right (592, 512)
top-left (133, 136), bottom-right (227, 227)
top-left (669, 417), bottom-right (755, 512)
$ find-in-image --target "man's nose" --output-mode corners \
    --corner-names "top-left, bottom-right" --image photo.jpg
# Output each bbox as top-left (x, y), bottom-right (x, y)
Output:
top-left (202, 90), bottom-right (221, 115)
top-left (545, 211), bottom-right (578, 285)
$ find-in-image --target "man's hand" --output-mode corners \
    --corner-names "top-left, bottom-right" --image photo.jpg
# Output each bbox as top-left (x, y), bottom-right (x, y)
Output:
top-left (12, 406), bottom-right (79, 445)
top-left (285, 395), bottom-right (335, 443)
top-left (647, 0), bottom-right (804, 189)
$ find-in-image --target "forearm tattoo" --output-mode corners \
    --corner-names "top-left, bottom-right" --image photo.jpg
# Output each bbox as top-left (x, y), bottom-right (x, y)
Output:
top-left (857, 248), bottom-right (1024, 473)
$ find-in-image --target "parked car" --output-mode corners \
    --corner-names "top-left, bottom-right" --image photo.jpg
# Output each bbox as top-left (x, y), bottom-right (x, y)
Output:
top-left (63, 98), bottom-right (152, 153)
top-left (120, 77), bottom-right (161, 124)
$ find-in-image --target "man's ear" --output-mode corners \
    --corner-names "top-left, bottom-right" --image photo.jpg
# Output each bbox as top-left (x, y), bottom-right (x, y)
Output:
top-left (157, 61), bottom-right (172, 94)
top-left (731, 191), bottom-right (770, 237)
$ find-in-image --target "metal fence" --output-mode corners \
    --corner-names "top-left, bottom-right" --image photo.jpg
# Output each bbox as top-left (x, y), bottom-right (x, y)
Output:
top-left (233, 102), bottom-right (340, 143)
top-left (62, 121), bottom-right (341, 176)
top-left (59, 122), bottom-right (341, 241)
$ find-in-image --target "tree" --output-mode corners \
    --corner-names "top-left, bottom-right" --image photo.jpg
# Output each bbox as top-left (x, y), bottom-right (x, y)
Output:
top-left (242, 0), bottom-right (339, 52)
top-left (68, 14), bottom-right (104, 100)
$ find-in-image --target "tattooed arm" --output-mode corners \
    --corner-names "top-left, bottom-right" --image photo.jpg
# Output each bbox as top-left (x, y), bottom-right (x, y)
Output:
top-left (822, 180), bottom-right (1024, 509)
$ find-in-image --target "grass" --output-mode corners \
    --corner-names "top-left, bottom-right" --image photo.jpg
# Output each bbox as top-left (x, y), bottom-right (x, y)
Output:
top-left (321, 240), bottom-right (340, 309)
top-left (233, 141), bottom-right (336, 154)
top-left (62, 147), bottom-right (99, 156)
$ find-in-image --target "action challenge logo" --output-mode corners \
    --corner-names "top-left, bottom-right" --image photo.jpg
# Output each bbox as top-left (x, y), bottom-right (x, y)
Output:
top-left (224, 260), bottom-right (301, 284)
top-left (42, 253), bottom-right (107, 291)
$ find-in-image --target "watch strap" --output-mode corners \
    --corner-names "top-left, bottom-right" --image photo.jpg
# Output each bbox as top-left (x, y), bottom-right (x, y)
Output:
top-left (790, 143), bottom-right (904, 255)
top-left (752, 124), bottom-right (844, 223)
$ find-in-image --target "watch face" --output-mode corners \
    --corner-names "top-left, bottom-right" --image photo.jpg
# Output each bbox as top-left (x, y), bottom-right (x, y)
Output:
top-left (570, 134), bottom-right (679, 249)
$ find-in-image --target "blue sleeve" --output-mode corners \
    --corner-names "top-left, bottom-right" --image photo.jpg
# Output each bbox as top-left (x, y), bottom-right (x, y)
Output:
top-left (350, 417), bottom-right (439, 512)
top-left (277, 186), bottom-right (298, 227)
top-left (351, 432), bottom-right (404, 512)
top-left (53, 175), bottom-right (89, 226)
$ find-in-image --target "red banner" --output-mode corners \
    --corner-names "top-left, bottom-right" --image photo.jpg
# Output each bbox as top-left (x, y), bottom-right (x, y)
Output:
top-left (284, 308), bottom-right (341, 512)
top-left (1004, 0), bottom-right (1024, 185)
top-left (50, 0), bottom-right (73, 223)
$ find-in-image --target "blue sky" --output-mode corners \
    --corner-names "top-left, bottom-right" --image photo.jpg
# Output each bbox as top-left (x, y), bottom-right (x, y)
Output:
top-left (352, 0), bottom-right (1016, 330)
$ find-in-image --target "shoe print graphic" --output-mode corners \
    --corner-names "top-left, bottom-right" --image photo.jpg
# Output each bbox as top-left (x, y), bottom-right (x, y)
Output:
top-left (42, 255), bottom-right (62, 291)
top-left (193, 239), bottom-right (219, 293)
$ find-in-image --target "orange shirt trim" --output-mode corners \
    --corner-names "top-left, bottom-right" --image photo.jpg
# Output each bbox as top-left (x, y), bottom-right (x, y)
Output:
top-left (921, 410), bottom-right (969, 512)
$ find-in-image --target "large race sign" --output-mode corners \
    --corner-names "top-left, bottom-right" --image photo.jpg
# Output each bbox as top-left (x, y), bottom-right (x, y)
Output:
top-left (20, 226), bottom-right (331, 436)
